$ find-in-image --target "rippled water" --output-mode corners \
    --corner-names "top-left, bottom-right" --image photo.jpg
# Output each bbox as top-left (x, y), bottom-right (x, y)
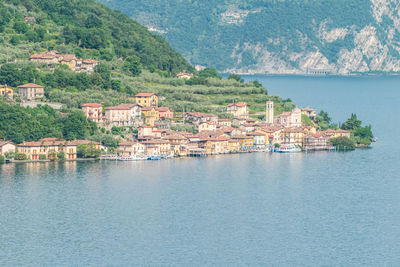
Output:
top-left (1, 76), bottom-right (399, 265)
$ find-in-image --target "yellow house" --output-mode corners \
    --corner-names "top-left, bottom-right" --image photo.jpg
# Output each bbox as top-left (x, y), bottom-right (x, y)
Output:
top-left (17, 138), bottom-right (78, 160)
top-left (59, 54), bottom-right (77, 71)
top-left (135, 93), bottom-right (159, 107)
top-left (0, 85), bottom-right (13, 99)
top-left (203, 137), bottom-right (229, 154)
top-left (280, 127), bottom-right (306, 147)
top-left (231, 135), bottom-right (254, 150)
top-left (228, 139), bottom-right (240, 153)
top-left (142, 106), bottom-right (159, 126)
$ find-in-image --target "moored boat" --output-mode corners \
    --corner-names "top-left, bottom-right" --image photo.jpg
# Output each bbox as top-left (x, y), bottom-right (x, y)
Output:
top-left (276, 144), bottom-right (302, 153)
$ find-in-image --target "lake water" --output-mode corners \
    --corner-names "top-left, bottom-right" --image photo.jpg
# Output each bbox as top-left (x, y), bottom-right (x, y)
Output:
top-left (1, 76), bottom-right (399, 265)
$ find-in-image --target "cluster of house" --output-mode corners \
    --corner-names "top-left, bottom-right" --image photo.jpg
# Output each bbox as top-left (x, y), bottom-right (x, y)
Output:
top-left (0, 83), bottom-right (45, 101)
top-left (81, 94), bottom-right (351, 157)
top-left (82, 93), bottom-right (173, 127)
top-left (29, 50), bottom-right (99, 73)
top-left (0, 138), bottom-right (101, 161)
top-left (1, 90), bottom-right (351, 161)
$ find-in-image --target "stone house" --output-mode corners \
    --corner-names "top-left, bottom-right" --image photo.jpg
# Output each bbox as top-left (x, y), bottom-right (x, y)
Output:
top-left (81, 103), bottom-right (103, 123)
top-left (0, 141), bottom-right (16, 155)
top-left (17, 83), bottom-right (44, 100)
top-left (227, 102), bottom-right (250, 119)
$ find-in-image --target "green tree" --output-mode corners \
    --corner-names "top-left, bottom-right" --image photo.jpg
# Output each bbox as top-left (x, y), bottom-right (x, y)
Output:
top-left (123, 56), bottom-right (142, 76)
top-left (329, 136), bottom-right (356, 151)
top-left (198, 67), bottom-right (221, 79)
top-left (228, 74), bottom-right (244, 83)
top-left (341, 113), bottom-right (362, 131)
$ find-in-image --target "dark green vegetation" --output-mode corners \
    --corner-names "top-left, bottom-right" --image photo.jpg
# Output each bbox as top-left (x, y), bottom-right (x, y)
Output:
top-left (0, 101), bottom-right (96, 144)
top-left (99, 0), bottom-right (399, 72)
top-left (329, 113), bottom-right (374, 150)
top-left (341, 113), bottom-right (374, 146)
top-left (329, 136), bottom-right (356, 151)
top-left (0, 0), bottom-right (192, 73)
top-left (0, 0), bottom-right (275, 117)
top-left (77, 143), bottom-right (101, 159)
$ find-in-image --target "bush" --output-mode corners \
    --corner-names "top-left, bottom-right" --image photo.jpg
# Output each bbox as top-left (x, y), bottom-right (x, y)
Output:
top-left (14, 153), bottom-right (27, 160)
top-left (329, 136), bottom-right (355, 151)
top-left (4, 152), bottom-right (14, 159)
top-left (0, 154), bottom-right (4, 164)
top-left (39, 154), bottom-right (47, 160)
top-left (57, 151), bottom-right (65, 160)
top-left (77, 143), bottom-right (101, 158)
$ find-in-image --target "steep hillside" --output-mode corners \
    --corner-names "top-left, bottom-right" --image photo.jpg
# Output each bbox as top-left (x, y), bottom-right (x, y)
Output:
top-left (0, 0), bottom-right (192, 73)
top-left (99, 0), bottom-right (400, 74)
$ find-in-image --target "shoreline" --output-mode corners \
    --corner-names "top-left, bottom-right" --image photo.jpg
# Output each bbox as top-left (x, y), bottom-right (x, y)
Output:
top-left (1, 147), bottom-right (370, 165)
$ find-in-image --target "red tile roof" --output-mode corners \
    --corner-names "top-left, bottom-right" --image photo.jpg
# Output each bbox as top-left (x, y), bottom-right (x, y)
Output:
top-left (82, 103), bottom-right (103, 108)
top-left (135, 93), bottom-right (156, 97)
top-left (18, 83), bottom-right (44, 88)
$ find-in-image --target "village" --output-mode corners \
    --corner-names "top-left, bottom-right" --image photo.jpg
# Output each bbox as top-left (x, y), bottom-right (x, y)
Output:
top-left (0, 80), bottom-right (352, 162)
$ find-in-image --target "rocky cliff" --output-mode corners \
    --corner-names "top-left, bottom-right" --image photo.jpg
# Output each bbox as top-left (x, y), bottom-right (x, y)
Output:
top-left (99, 0), bottom-right (400, 75)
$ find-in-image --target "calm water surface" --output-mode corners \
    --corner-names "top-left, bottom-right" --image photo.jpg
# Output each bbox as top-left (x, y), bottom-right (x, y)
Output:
top-left (1, 76), bottom-right (399, 265)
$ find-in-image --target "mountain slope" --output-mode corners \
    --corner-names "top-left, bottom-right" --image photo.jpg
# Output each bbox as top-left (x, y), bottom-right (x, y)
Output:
top-left (0, 0), bottom-right (192, 73)
top-left (98, 0), bottom-right (400, 74)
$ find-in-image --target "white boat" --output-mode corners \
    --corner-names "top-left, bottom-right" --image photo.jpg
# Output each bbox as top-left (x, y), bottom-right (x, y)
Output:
top-left (100, 154), bottom-right (118, 160)
top-left (276, 144), bottom-right (302, 153)
top-left (118, 155), bottom-right (148, 161)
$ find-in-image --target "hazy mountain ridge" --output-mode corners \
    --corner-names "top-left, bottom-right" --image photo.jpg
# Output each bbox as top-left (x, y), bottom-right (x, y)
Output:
top-left (98, 0), bottom-right (400, 74)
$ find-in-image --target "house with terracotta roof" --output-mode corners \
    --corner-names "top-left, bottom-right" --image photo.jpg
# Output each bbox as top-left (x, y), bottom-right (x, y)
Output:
top-left (247, 132), bottom-right (266, 149)
top-left (198, 121), bottom-right (217, 132)
top-left (81, 103), bottom-right (103, 123)
top-left (141, 139), bottom-right (171, 157)
top-left (59, 54), bottom-right (77, 71)
top-left (105, 104), bottom-right (141, 126)
top-left (162, 135), bottom-right (189, 156)
top-left (157, 107), bottom-right (174, 120)
top-left (227, 102), bottom-right (250, 119)
top-left (217, 119), bottom-right (232, 128)
top-left (274, 107), bottom-right (302, 128)
top-left (256, 126), bottom-right (284, 145)
top-left (305, 133), bottom-right (330, 151)
top-left (322, 129), bottom-right (351, 139)
top-left (135, 93), bottom-right (159, 107)
top-left (118, 141), bottom-right (146, 156)
top-left (141, 106), bottom-right (159, 126)
top-left (0, 140), bottom-right (16, 155)
top-left (183, 112), bottom-right (218, 125)
top-left (17, 138), bottom-right (79, 160)
top-left (78, 59), bottom-right (99, 73)
top-left (29, 51), bottom-right (60, 64)
top-left (231, 135), bottom-right (254, 151)
top-left (17, 83), bottom-right (44, 100)
top-left (201, 137), bottom-right (229, 154)
top-left (280, 127), bottom-right (306, 147)
top-left (0, 85), bottom-right (13, 99)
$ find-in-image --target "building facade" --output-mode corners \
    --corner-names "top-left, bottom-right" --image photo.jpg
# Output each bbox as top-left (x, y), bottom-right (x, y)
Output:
top-left (81, 103), bottom-right (103, 123)
top-left (135, 93), bottom-right (159, 107)
top-left (18, 83), bottom-right (45, 100)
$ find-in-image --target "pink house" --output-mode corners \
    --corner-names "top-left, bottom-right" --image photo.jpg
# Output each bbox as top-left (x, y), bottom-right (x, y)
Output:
top-left (157, 107), bottom-right (174, 120)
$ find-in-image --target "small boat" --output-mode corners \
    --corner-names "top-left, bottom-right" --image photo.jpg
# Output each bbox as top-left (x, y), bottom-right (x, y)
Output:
top-left (147, 155), bottom-right (161, 161)
top-left (118, 155), bottom-right (148, 161)
top-left (100, 154), bottom-right (118, 160)
top-left (276, 144), bottom-right (302, 153)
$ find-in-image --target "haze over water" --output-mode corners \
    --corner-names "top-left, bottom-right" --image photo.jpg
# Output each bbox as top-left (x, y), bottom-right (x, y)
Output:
top-left (1, 76), bottom-right (399, 265)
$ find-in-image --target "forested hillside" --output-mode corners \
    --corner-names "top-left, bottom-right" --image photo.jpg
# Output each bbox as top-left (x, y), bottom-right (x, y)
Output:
top-left (99, 0), bottom-right (400, 74)
top-left (0, 0), bottom-right (192, 73)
